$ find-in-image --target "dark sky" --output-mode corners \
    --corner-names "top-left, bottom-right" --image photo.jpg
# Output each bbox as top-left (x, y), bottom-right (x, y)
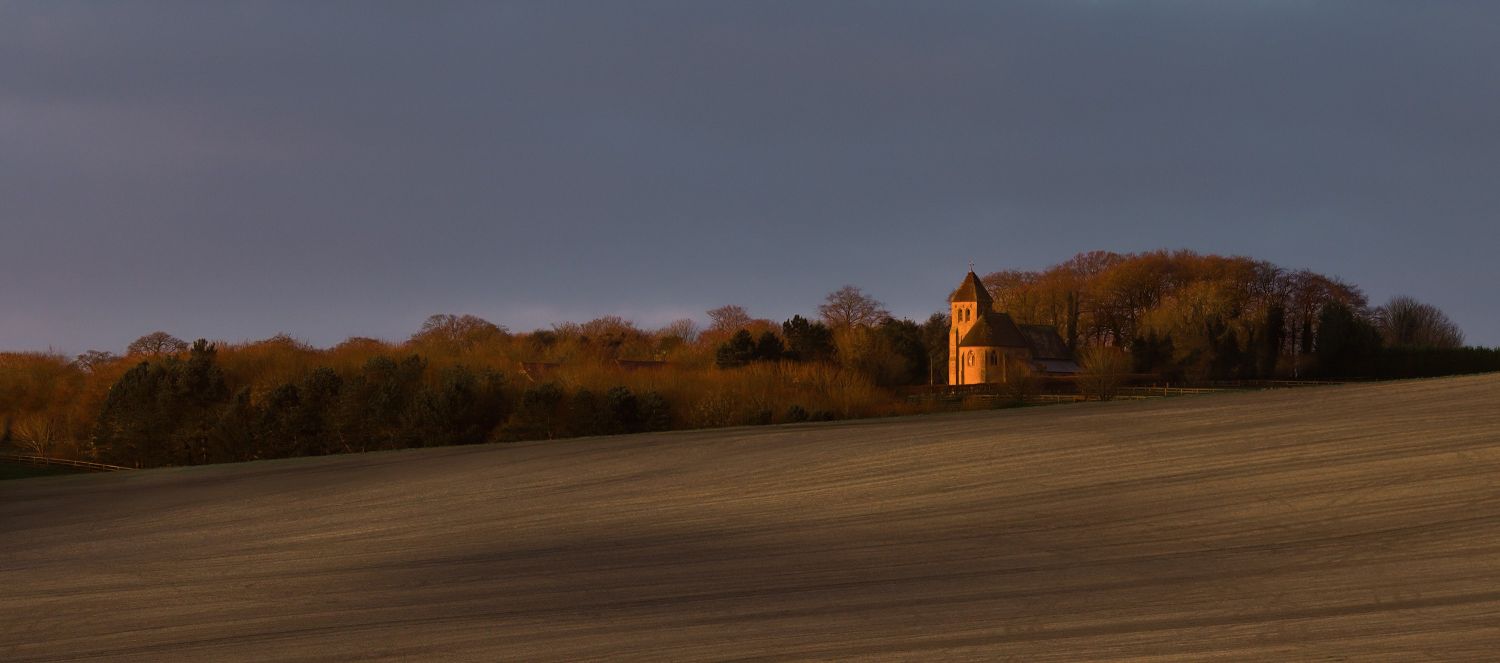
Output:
top-left (3, 1), bottom-right (1497, 353)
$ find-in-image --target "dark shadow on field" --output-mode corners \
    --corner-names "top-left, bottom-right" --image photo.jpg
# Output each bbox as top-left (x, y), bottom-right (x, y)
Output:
top-left (5, 375), bottom-right (1500, 660)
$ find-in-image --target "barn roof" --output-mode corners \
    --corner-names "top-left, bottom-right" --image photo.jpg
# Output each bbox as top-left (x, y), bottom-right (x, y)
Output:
top-left (948, 271), bottom-right (994, 305)
top-left (959, 312), bottom-right (1029, 348)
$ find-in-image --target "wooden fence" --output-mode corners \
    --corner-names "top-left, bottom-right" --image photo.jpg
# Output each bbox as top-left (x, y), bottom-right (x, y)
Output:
top-left (0, 453), bottom-right (133, 473)
top-left (1116, 386), bottom-right (1229, 397)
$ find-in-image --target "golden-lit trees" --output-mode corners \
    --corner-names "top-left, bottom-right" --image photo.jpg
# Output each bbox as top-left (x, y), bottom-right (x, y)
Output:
top-left (832, 326), bottom-right (904, 386)
top-left (982, 270), bottom-right (1042, 323)
top-left (984, 264), bottom-right (1086, 350)
top-left (7, 309), bottom-right (920, 468)
top-left (0, 353), bottom-right (91, 456)
top-left (982, 250), bottom-right (1386, 379)
top-left (0, 353), bottom-right (80, 416)
top-left (6, 249), bottom-right (1488, 470)
top-left (577, 316), bottom-right (654, 360)
top-left (217, 334), bottom-right (322, 397)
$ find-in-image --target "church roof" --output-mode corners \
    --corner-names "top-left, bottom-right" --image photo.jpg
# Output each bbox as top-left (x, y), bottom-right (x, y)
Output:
top-left (1019, 325), bottom-right (1071, 360)
top-left (959, 311), bottom-right (1029, 348)
top-left (948, 271), bottom-right (994, 305)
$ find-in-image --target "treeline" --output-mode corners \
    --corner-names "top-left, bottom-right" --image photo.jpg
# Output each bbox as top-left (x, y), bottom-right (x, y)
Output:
top-left (713, 314), bottom-right (947, 387)
top-left (85, 341), bottom-right (681, 467)
top-left (984, 250), bottom-right (1489, 381)
top-left (0, 303), bottom-right (904, 467)
top-left (1, 251), bottom-right (1493, 468)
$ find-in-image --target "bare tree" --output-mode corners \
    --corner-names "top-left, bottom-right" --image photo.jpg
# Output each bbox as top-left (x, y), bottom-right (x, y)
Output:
top-left (707, 305), bottom-right (752, 333)
top-left (127, 332), bottom-right (188, 357)
top-left (818, 285), bottom-right (890, 329)
top-left (1375, 296), bottom-right (1464, 349)
top-left (1077, 346), bottom-right (1131, 401)
top-left (253, 333), bottom-right (314, 350)
top-left (333, 336), bottom-right (390, 353)
top-left (12, 413), bottom-right (63, 457)
top-left (74, 350), bottom-right (121, 372)
top-left (659, 318), bottom-right (700, 344)
top-left (410, 314), bottom-right (508, 350)
top-left (1001, 356), bottom-right (1039, 404)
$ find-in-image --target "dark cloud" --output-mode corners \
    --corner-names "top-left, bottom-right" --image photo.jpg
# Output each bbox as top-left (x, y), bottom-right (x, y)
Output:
top-left (2, 1), bottom-right (1497, 351)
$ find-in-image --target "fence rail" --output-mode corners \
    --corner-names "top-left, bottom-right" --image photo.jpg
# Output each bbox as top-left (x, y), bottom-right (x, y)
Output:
top-left (1116, 386), bottom-right (1229, 397)
top-left (0, 453), bottom-right (133, 473)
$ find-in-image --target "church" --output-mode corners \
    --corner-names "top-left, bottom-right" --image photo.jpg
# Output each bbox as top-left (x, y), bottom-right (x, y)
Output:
top-left (949, 270), bottom-right (1078, 385)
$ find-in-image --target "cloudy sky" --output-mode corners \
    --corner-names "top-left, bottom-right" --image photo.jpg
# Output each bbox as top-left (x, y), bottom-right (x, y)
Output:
top-left (3, 1), bottom-right (1497, 353)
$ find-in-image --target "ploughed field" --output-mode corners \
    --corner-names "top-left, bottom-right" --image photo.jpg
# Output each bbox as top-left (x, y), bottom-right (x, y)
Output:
top-left (4, 375), bottom-right (1500, 661)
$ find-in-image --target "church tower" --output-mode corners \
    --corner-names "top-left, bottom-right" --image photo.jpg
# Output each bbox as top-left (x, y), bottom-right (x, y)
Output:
top-left (948, 271), bottom-right (993, 385)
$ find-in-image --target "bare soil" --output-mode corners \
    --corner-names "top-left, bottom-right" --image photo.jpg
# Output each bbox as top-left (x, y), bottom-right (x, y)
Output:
top-left (4, 374), bottom-right (1500, 661)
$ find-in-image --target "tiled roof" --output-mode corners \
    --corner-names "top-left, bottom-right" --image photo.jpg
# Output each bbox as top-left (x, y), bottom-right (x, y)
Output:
top-left (958, 311), bottom-right (1029, 348)
top-left (1019, 325), bottom-right (1071, 360)
top-left (949, 271), bottom-right (994, 305)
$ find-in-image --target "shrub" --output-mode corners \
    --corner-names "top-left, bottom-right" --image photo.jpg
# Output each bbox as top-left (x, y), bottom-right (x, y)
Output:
top-left (638, 391), bottom-right (671, 431)
top-left (785, 405), bottom-right (809, 423)
top-left (500, 382), bottom-right (567, 441)
top-left (1002, 357), bottom-right (1038, 404)
top-left (1077, 346), bottom-right (1130, 402)
top-left (604, 386), bottom-right (641, 433)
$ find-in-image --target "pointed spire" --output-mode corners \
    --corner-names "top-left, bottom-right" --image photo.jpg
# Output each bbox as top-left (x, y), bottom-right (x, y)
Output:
top-left (949, 269), bottom-right (993, 305)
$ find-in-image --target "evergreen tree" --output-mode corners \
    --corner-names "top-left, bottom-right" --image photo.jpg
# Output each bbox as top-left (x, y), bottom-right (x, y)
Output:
top-left (1259, 304), bottom-right (1286, 378)
top-left (334, 355), bottom-right (428, 452)
top-left (258, 383), bottom-right (303, 456)
top-left (715, 329), bottom-right (756, 367)
top-left (919, 313), bottom-right (950, 385)
top-left (753, 331), bottom-right (786, 362)
top-left (208, 387), bottom-right (258, 463)
top-left (781, 316), bottom-right (834, 362)
top-left (1315, 302), bottom-right (1382, 377)
top-left (93, 340), bottom-right (231, 467)
top-left (877, 318), bottom-right (928, 385)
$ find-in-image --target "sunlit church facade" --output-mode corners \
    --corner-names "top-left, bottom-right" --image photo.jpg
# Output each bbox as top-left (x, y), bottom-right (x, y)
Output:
top-left (948, 271), bottom-right (1078, 386)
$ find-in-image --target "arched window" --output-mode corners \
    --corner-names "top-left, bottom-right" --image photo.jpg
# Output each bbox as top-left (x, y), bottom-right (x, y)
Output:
top-left (966, 351), bottom-right (975, 366)
top-left (989, 351), bottom-right (998, 365)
